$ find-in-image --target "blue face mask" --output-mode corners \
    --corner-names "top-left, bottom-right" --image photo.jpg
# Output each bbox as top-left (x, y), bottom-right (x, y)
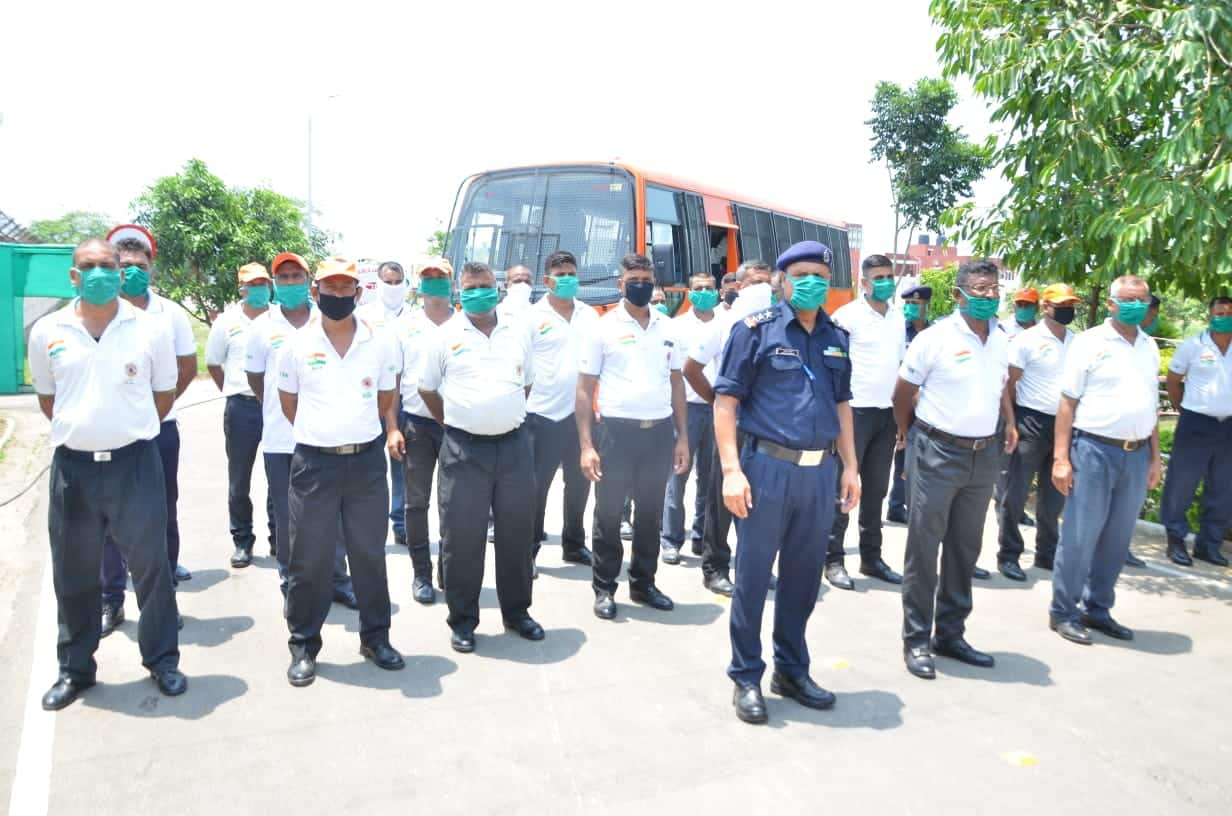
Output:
top-left (418, 276), bottom-right (452, 299)
top-left (276, 282), bottom-right (310, 309)
top-left (788, 275), bottom-right (829, 311)
top-left (76, 265), bottom-right (122, 306)
top-left (461, 286), bottom-right (499, 314)
top-left (245, 285), bottom-right (271, 308)
top-left (120, 265), bottom-right (150, 298)
top-left (550, 275), bottom-right (579, 299)
top-left (1114, 299), bottom-right (1149, 327)
top-left (959, 290), bottom-right (999, 320)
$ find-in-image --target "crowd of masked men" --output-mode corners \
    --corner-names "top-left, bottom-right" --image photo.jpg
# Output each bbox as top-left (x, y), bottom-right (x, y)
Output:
top-left (27, 223), bottom-right (1232, 724)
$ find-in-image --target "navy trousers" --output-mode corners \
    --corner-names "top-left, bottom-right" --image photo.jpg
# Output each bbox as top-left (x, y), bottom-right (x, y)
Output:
top-left (1160, 409), bottom-right (1232, 557)
top-left (223, 395), bottom-right (273, 553)
top-left (661, 402), bottom-right (714, 549)
top-left (400, 412), bottom-right (445, 577)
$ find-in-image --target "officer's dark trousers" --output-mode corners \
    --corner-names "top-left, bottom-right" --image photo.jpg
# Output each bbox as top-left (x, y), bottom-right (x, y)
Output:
top-left (888, 447), bottom-right (908, 517)
top-left (384, 395), bottom-right (405, 540)
top-left (400, 411), bottom-right (445, 577)
top-left (265, 452), bottom-right (352, 595)
top-left (101, 419), bottom-right (180, 605)
top-left (701, 438), bottom-right (734, 579)
top-left (901, 427), bottom-right (1000, 648)
top-left (50, 440), bottom-right (179, 682)
top-left (1161, 409), bottom-right (1232, 557)
top-left (827, 407), bottom-right (896, 566)
top-left (591, 418), bottom-right (673, 595)
top-left (661, 402), bottom-right (713, 549)
top-left (1051, 434), bottom-right (1149, 624)
top-left (437, 425), bottom-right (535, 632)
top-left (527, 412), bottom-right (590, 557)
top-left (224, 394), bottom-right (273, 553)
top-left (728, 444), bottom-right (836, 685)
top-left (997, 405), bottom-right (1064, 564)
top-left (286, 441), bottom-right (390, 660)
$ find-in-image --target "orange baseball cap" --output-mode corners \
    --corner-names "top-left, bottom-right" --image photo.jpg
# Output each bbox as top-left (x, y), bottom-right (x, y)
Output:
top-left (1041, 283), bottom-right (1081, 305)
top-left (238, 262), bottom-right (270, 284)
top-left (315, 257), bottom-right (359, 281)
top-left (415, 257), bottom-right (454, 278)
top-left (1013, 287), bottom-right (1039, 304)
top-left (271, 252), bottom-right (310, 274)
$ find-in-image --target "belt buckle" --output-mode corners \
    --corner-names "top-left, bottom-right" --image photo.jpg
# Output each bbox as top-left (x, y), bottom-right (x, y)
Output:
top-left (798, 449), bottom-right (824, 467)
top-left (972, 438), bottom-right (989, 451)
top-left (1122, 439), bottom-right (1136, 451)
top-left (93, 451), bottom-right (112, 462)
top-left (639, 420), bottom-right (655, 429)
top-left (339, 444), bottom-right (357, 455)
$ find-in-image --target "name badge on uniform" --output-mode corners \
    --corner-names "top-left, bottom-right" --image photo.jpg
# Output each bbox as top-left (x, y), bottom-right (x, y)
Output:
top-left (822, 346), bottom-right (848, 358)
top-left (772, 347), bottom-right (800, 358)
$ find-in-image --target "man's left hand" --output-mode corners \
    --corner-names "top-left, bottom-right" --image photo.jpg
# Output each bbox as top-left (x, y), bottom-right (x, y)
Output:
top-left (673, 440), bottom-right (690, 475)
top-left (1003, 424), bottom-right (1019, 454)
top-left (1148, 457), bottom-right (1162, 490)
top-left (839, 467), bottom-right (861, 513)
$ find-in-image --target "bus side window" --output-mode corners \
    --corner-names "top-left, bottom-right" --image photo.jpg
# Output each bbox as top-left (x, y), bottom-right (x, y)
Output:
top-left (649, 221), bottom-right (678, 286)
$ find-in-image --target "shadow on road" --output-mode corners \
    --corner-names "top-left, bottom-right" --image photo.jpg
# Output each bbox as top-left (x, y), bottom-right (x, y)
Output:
top-left (535, 564), bottom-right (591, 582)
top-left (119, 615), bottom-right (255, 649)
top-left (174, 568), bottom-right (230, 593)
top-left (315, 654), bottom-right (457, 698)
top-left (472, 627), bottom-right (587, 664)
top-left (1119, 570), bottom-right (1232, 607)
top-left (770, 689), bottom-right (905, 731)
top-left (616, 600), bottom-right (724, 627)
top-left (81, 673), bottom-right (248, 719)
top-left (1097, 628), bottom-right (1193, 656)
top-left (935, 650), bottom-right (1053, 686)
top-left (333, 603), bottom-right (402, 634)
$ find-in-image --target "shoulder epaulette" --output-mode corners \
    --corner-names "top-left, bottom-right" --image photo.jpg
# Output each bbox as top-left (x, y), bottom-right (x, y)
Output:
top-left (743, 308), bottom-right (777, 328)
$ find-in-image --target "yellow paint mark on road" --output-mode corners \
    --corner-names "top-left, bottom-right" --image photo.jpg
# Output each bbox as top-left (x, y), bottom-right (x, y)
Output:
top-left (828, 658), bottom-right (850, 669)
top-left (1000, 751), bottom-right (1038, 767)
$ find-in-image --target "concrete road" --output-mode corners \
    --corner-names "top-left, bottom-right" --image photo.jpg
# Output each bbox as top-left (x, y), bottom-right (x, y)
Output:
top-left (1, 380), bottom-right (1229, 815)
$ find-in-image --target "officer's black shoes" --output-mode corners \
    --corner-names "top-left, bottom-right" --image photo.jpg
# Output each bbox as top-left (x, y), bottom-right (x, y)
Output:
top-left (691, 539), bottom-right (705, 557)
top-left (412, 575), bottom-right (436, 605)
top-left (972, 566), bottom-right (992, 580)
top-left (1194, 548), bottom-right (1230, 567)
top-left (150, 668), bottom-right (188, 697)
top-left (174, 564), bottom-right (193, 582)
top-left (41, 677), bottom-right (95, 711)
top-left (1124, 550), bottom-right (1146, 568)
top-left (885, 508), bottom-right (909, 525)
top-left (704, 573), bottom-right (735, 597)
top-left (332, 589), bottom-right (359, 610)
top-left (504, 616), bottom-right (546, 641)
top-left (287, 657), bottom-right (317, 687)
top-left (230, 547), bottom-right (253, 569)
top-left (859, 559), bottom-right (903, 585)
top-left (1033, 555), bottom-right (1054, 571)
top-left (661, 545), bottom-right (682, 565)
top-left (593, 591), bottom-right (617, 620)
top-left (1019, 512), bottom-right (1036, 528)
top-left (360, 642), bottom-right (405, 670)
top-left (561, 546), bottom-right (593, 566)
top-left (823, 563), bottom-right (855, 591)
top-left (732, 683), bottom-right (768, 725)
top-left (450, 629), bottom-right (476, 653)
top-left (630, 584), bottom-right (674, 611)
top-left (1080, 614), bottom-right (1134, 641)
top-left (619, 521), bottom-right (634, 540)
top-left (998, 560), bottom-right (1027, 582)
top-left (100, 603), bottom-right (124, 638)
top-left (1166, 535), bottom-right (1193, 567)
top-left (769, 671), bottom-right (836, 710)
top-left (1050, 618), bottom-right (1093, 645)
top-left (904, 646), bottom-right (936, 679)
top-left (931, 637), bottom-right (995, 668)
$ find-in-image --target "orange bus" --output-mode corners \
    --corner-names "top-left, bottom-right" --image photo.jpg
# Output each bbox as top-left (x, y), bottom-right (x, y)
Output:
top-left (444, 162), bottom-right (860, 313)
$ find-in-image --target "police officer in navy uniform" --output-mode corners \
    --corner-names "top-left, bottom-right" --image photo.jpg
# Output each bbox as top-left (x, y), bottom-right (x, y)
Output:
top-left (714, 241), bottom-right (860, 725)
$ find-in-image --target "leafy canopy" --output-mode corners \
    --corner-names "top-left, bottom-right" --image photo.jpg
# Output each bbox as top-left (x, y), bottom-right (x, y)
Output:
top-left (27, 210), bottom-right (114, 244)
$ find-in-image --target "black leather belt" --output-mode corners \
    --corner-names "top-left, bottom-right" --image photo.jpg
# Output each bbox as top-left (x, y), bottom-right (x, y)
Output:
top-left (914, 419), bottom-right (998, 450)
top-left (751, 437), bottom-right (834, 467)
top-left (601, 416), bottom-right (671, 429)
top-left (59, 439), bottom-right (147, 462)
top-left (299, 439), bottom-right (377, 456)
top-left (229, 393), bottom-right (260, 402)
top-left (1078, 430), bottom-right (1152, 451)
top-left (444, 424), bottom-right (523, 442)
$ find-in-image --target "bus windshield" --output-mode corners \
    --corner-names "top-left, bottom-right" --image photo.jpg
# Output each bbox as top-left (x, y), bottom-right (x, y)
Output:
top-left (447, 166), bottom-right (635, 304)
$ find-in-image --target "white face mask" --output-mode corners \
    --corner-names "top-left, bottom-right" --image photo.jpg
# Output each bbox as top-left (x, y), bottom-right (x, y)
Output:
top-left (378, 280), bottom-right (409, 311)
top-left (732, 282), bottom-right (772, 318)
top-left (505, 282), bottom-right (532, 304)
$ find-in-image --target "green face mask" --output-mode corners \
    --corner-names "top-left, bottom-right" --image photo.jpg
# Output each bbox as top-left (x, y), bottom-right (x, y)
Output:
top-left (1015, 305), bottom-right (1037, 324)
top-left (958, 290), bottom-right (999, 320)
top-left (76, 266), bottom-right (122, 306)
top-left (870, 278), bottom-right (896, 302)
top-left (789, 275), bottom-right (829, 311)
top-left (461, 286), bottom-right (499, 314)
top-left (1209, 315), bottom-right (1232, 334)
top-left (1113, 299), bottom-right (1149, 327)
top-left (245, 286), bottom-right (271, 308)
top-left (550, 275), bottom-right (578, 299)
top-left (1142, 317), bottom-right (1159, 334)
top-left (654, 303), bottom-right (669, 314)
top-left (120, 265), bottom-right (150, 297)
top-left (418, 277), bottom-right (452, 299)
top-left (903, 302), bottom-right (923, 321)
top-left (275, 282), bottom-right (310, 309)
top-left (688, 289), bottom-right (718, 312)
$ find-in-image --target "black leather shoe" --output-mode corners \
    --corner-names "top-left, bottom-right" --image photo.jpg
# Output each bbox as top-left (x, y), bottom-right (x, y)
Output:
top-left (562, 546), bottom-right (593, 565)
top-left (824, 563), bottom-right (855, 590)
top-left (287, 657), bottom-right (316, 687)
top-left (972, 566), bottom-right (991, 580)
top-left (732, 682), bottom-right (768, 724)
top-left (931, 637), bottom-right (995, 667)
top-left (100, 603), bottom-right (124, 638)
top-left (1050, 618), bottom-right (1092, 645)
top-left (412, 575), bottom-right (436, 605)
top-left (885, 508), bottom-right (908, 524)
top-left (450, 629), bottom-right (476, 653)
top-left (333, 589), bottom-right (359, 610)
top-left (360, 642), bottom-right (405, 670)
top-left (230, 547), bottom-right (253, 568)
top-left (1081, 614), bottom-right (1133, 641)
top-left (904, 646), bottom-right (935, 679)
top-left (150, 668), bottom-right (188, 696)
top-left (704, 573), bottom-right (735, 597)
top-left (1166, 535), bottom-right (1192, 566)
top-left (1124, 550), bottom-right (1146, 568)
top-left (998, 560), bottom-right (1027, 581)
top-left (770, 671), bottom-right (836, 710)
top-left (859, 558), bottom-right (903, 585)
top-left (174, 564), bottom-right (192, 582)
top-left (630, 584), bottom-right (674, 610)
top-left (1033, 556), bottom-right (1054, 571)
top-left (1194, 549), bottom-right (1230, 567)
top-left (1020, 512), bottom-right (1036, 528)
top-left (504, 616), bottom-right (546, 641)
top-left (593, 591), bottom-right (617, 620)
top-left (661, 545), bottom-right (682, 565)
top-left (41, 677), bottom-right (94, 711)
top-left (690, 539), bottom-right (704, 556)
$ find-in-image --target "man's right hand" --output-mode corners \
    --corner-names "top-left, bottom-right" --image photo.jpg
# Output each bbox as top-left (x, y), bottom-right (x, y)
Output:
top-left (723, 469), bottom-right (754, 519)
top-left (387, 429), bottom-right (405, 462)
top-left (1052, 458), bottom-right (1073, 496)
top-left (580, 446), bottom-right (602, 482)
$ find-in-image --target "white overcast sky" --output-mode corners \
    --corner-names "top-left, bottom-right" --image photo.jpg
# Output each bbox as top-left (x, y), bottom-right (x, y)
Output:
top-left (0, 0), bottom-right (1006, 264)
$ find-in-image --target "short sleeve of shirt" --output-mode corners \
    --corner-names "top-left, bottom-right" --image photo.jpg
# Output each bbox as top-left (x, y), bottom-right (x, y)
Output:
top-left (204, 318), bottom-right (228, 366)
top-left (417, 332), bottom-right (446, 392)
top-left (245, 323), bottom-right (269, 374)
top-left (714, 321), bottom-right (760, 400)
top-left (1007, 333), bottom-right (1030, 370)
top-left (830, 328), bottom-right (854, 403)
top-left (27, 320), bottom-right (52, 395)
top-left (278, 336), bottom-right (301, 395)
top-left (149, 320), bottom-right (178, 392)
top-left (898, 330), bottom-right (935, 386)
top-left (169, 306), bottom-right (195, 357)
top-left (378, 332), bottom-right (398, 391)
top-left (1168, 337), bottom-right (1199, 375)
top-left (689, 320), bottom-right (720, 366)
top-left (576, 322), bottom-right (604, 377)
top-left (1058, 334), bottom-right (1091, 400)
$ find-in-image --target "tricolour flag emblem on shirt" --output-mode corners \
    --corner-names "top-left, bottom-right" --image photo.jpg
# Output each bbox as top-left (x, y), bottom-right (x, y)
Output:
top-left (270, 333), bottom-right (286, 349)
top-left (538, 321), bottom-right (553, 336)
top-left (954, 349), bottom-right (973, 364)
top-left (450, 343), bottom-right (469, 357)
top-left (618, 334), bottom-right (637, 346)
top-left (306, 352), bottom-right (328, 368)
top-left (228, 326), bottom-right (243, 338)
top-left (47, 339), bottom-right (67, 358)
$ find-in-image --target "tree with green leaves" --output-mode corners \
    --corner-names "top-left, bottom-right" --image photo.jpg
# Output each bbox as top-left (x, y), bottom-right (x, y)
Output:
top-left (919, 263), bottom-right (958, 318)
top-left (131, 159), bottom-right (332, 324)
top-left (27, 210), bottom-right (114, 244)
top-left (866, 78), bottom-right (991, 263)
top-left (427, 228), bottom-right (448, 256)
top-left (931, 0), bottom-right (1232, 322)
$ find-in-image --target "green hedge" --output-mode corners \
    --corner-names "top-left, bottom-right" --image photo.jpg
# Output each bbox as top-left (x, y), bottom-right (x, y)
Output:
top-left (1140, 425), bottom-right (1204, 528)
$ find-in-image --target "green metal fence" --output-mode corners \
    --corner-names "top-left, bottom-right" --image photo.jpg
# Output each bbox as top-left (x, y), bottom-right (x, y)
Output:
top-left (0, 243), bottom-right (76, 394)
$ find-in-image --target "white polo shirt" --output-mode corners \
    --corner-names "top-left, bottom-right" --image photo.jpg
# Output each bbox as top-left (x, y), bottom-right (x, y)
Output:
top-left (671, 307), bottom-right (719, 405)
top-left (1059, 319), bottom-right (1159, 440)
top-left (899, 311), bottom-right (1009, 437)
top-left (28, 299), bottom-right (177, 451)
top-left (524, 295), bottom-right (600, 421)
top-left (831, 297), bottom-right (906, 409)
top-left (205, 304), bottom-right (261, 397)
top-left (1007, 321), bottom-right (1073, 415)
top-left (140, 291), bottom-right (196, 421)
top-left (245, 306), bottom-right (310, 454)
top-left (1000, 320), bottom-right (1033, 340)
top-left (357, 300), bottom-right (406, 332)
top-left (578, 301), bottom-right (682, 421)
top-left (418, 311), bottom-right (534, 435)
top-left (1168, 331), bottom-right (1231, 420)
top-left (278, 316), bottom-right (398, 447)
top-left (394, 310), bottom-right (447, 419)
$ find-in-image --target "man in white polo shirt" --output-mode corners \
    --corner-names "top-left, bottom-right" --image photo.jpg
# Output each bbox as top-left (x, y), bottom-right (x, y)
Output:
top-left (996, 283), bottom-right (1080, 580)
top-left (893, 259), bottom-right (1017, 680)
top-left (28, 238), bottom-right (187, 710)
top-left (1049, 275), bottom-right (1161, 645)
top-left (1160, 296), bottom-right (1232, 567)
top-left (277, 258), bottom-right (403, 686)
top-left (825, 254), bottom-right (906, 589)
top-left (577, 253), bottom-right (690, 620)
top-left (206, 262), bottom-right (274, 569)
top-left (418, 261), bottom-right (542, 654)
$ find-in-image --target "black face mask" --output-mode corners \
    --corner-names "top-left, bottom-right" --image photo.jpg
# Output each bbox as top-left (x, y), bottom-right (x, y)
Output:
top-left (723, 289), bottom-right (738, 306)
top-left (318, 292), bottom-right (358, 321)
top-left (624, 279), bottom-right (654, 307)
top-left (1051, 306), bottom-right (1076, 325)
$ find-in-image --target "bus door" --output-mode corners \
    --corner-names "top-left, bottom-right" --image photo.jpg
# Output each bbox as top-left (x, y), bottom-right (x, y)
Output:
top-left (645, 185), bottom-right (708, 314)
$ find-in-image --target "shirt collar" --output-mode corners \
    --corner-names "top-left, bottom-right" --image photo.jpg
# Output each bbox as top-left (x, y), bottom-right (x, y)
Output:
top-left (949, 310), bottom-right (994, 340)
top-left (615, 301), bottom-right (665, 329)
top-left (1100, 318), bottom-right (1149, 347)
top-left (57, 298), bottom-right (138, 328)
top-left (777, 299), bottom-right (832, 333)
top-left (311, 314), bottom-right (374, 345)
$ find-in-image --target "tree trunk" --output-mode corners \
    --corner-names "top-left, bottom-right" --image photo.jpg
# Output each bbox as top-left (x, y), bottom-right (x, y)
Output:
top-left (1087, 283), bottom-right (1102, 327)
